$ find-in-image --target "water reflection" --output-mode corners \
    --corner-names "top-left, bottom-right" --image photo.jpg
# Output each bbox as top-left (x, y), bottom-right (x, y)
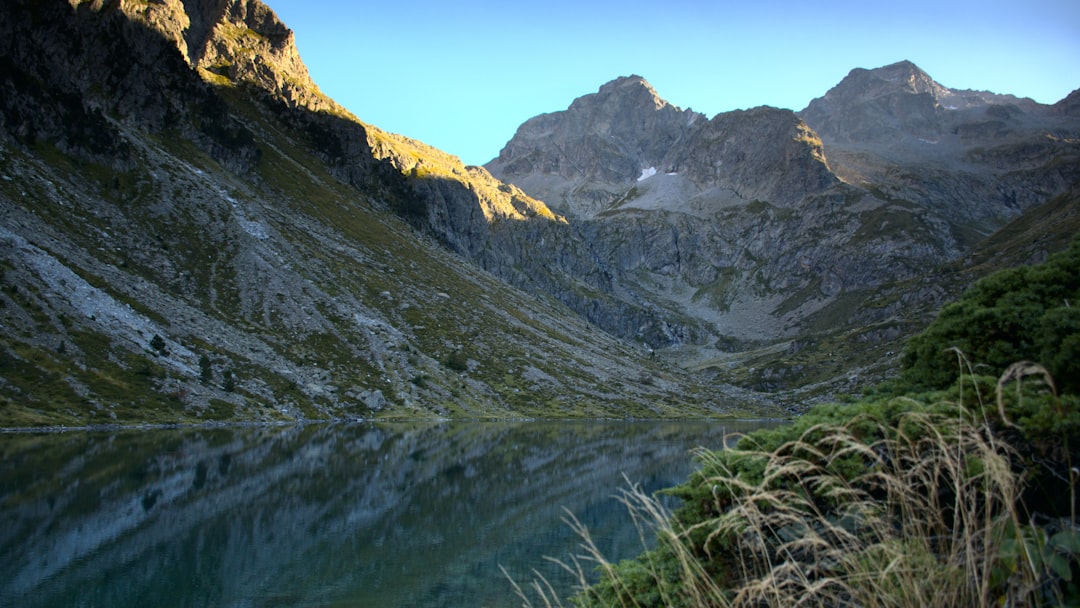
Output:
top-left (0, 420), bottom-right (779, 607)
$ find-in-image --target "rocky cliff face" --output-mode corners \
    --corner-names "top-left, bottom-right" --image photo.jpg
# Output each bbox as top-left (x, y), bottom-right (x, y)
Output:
top-left (115, 0), bottom-right (337, 113)
top-left (487, 76), bottom-right (703, 216)
top-left (801, 60), bottom-right (1044, 144)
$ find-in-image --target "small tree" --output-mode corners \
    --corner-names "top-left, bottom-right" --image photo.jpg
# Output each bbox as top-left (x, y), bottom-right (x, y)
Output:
top-left (444, 350), bottom-right (468, 372)
top-left (149, 334), bottom-right (168, 356)
top-left (222, 369), bottom-right (236, 393)
top-left (198, 354), bottom-right (213, 385)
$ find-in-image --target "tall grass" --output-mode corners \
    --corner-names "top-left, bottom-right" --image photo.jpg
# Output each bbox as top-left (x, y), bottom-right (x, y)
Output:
top-left (509, 369), bottom-right (1077, 607)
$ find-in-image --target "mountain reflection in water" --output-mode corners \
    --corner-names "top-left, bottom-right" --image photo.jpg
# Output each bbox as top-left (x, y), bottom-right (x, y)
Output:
top-left (0, 419), bottom-right (780, 607)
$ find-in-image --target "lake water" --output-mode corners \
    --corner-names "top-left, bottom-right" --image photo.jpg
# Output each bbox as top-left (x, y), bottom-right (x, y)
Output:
top-left (0, 419), bottom-right (779, 607)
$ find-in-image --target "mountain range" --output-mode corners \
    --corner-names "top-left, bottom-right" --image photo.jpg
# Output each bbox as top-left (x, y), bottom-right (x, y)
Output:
top-left (1, 0), bottom-right (1078, 426)
top-left (484, 61), bottom-right (1080, 392)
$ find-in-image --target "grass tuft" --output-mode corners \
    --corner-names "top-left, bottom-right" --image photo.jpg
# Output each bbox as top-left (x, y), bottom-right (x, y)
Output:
top-left (510, 362), bottom-right (1079, 607)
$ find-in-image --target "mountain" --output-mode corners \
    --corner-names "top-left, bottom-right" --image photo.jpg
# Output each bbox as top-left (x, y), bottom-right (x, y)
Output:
top-left (799, 60), bottom-right (1080, 237)
top-left (486, 75), bottom-right (837, 216)
top-left (486, 63), bottom-right (1080, 397)
top-left (0, 0), bottom-right (758, 426)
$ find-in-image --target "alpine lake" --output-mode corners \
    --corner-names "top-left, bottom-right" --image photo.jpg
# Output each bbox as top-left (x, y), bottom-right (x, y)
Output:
top-left (0, 419), bottom-right (782, 607)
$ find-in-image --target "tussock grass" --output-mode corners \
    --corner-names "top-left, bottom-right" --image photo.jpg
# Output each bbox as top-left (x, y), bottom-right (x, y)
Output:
top-left (510, 365), bottom-right (1078, 607)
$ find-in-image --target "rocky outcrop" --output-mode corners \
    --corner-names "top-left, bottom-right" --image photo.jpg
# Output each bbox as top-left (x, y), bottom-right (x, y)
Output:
top-left (666, 106), bottom-right (837, 207)
top-left (1056, 89), bottom-right (1080, 116)
top-left (111, 0), bottom-right (338, 113)
top-left (0, 0), bottom-right (265, 173)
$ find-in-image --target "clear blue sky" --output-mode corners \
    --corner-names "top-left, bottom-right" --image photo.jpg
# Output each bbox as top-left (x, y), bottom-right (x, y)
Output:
top-left (269, 0), bottom-right (1080, 166)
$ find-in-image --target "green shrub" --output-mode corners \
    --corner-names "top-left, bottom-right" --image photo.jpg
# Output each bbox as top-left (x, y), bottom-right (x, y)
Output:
top-left (444, 350), bottom-right (468, 372)
top-left (198, 354), bottom-right (213, 384)
top-left (901, 239), bottom-right (1080, 394)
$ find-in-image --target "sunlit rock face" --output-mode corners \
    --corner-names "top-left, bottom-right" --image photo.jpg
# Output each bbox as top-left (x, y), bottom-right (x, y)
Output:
top-left (109, 0), bottom-right (334, 112)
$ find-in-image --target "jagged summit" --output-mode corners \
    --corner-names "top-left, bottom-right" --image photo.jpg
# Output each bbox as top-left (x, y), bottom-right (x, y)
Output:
top-left (574, 75), bottom-right (674, 112)
top-left (842, 60), bottom-right (948, 98)
top-left (485, 75), bottom-right (706, 213)
top-left (798, 59), bottom-right (1052, 146)
top-left (486, 75), bottom-right (834, 216)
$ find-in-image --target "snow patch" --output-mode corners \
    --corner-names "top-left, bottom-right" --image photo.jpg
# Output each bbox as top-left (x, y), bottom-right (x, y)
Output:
top-left (637, 167), bottom-right (657, 182)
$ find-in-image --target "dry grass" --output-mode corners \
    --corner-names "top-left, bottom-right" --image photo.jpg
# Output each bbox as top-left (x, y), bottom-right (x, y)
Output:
top-left (508, 384), bottom-right (1075, 607)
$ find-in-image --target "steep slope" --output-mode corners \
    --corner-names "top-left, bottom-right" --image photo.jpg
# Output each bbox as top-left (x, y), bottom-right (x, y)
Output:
top-left (487, 67), bottom-right (1080, 401)
top-left (0, 0), bottom-right (758, 426)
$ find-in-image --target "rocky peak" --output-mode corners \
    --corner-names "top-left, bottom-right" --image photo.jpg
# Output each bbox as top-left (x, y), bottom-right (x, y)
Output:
top-left (493, 75), bottom-right (700, 159)
top-left (561, 74), bottom-right (698, 139)
top-left (111, 0), bottom-right (337, 112)
top-left (487, 75), bottom-right (836, 215)
top-left (572, 75), bottom-right (673, 113)
top-left (798, 60), bottom-right (1055, 147)
top-left (1056, 89), bottom-right (1080, 116)
top-left (799, 60), bottom-right (953, 144)
top-left (486, 75), bottom-right (707, 214)
top-left (814, 61), bottom-right (947, 105)
top-left (865, 60), bottom-right (947, 97)
top-left (669, 106), bottom-right (838, 206)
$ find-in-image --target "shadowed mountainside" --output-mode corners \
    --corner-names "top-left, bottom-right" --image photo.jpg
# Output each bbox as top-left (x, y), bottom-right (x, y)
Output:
top-left (0, 0), bottom-right (760, 425)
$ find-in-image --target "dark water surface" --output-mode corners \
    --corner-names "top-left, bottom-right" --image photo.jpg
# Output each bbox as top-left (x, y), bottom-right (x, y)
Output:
top-left (0, 420), bottom-right (779, 607)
